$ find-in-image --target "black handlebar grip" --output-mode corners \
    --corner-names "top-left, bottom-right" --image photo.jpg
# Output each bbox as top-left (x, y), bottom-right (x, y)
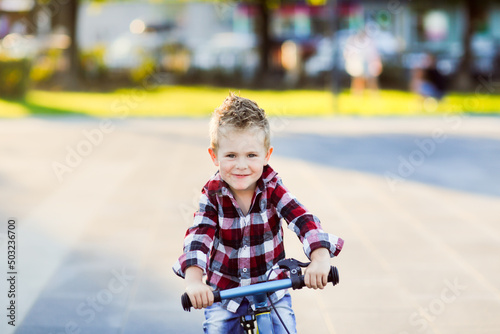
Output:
top-left (328, 266), bottom-right (340, 286)
top-left (213, 290), bottom-right (221, 303)
top-left (181, 292), bottom-right (192, 312)
top-left (181, 291), bottom-right (222, 312)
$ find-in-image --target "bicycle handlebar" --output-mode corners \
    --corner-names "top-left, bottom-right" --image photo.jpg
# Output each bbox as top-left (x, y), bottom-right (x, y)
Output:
top-left (181, 262), bottom-right (339, 312)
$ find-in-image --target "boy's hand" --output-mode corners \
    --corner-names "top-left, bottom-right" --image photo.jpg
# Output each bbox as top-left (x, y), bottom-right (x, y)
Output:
top-left (304, 248), bottom-right (331, 289)
top-left (185, 266), bottom-right (214, 309)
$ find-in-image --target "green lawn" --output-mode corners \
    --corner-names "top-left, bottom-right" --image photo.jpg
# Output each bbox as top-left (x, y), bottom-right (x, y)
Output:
top-left (1, 86), bottom-right (500, 118)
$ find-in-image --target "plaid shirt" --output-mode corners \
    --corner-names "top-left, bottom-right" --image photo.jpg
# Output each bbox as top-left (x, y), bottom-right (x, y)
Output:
top-left (173, 165), bottom-right (343, 312)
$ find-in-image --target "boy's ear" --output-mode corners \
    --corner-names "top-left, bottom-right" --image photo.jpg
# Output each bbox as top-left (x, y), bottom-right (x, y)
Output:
top-left (208, 147), bottom-right (219, 167)
top-left (265, 146), bottom-right (273, 165)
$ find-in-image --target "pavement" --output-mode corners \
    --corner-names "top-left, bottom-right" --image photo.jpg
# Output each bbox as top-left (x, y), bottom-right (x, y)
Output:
top-left (0, 116), bottom-right (499, 334)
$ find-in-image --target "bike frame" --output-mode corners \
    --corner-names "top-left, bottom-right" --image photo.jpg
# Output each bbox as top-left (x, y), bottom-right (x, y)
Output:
top-left (215, 279), bottom-right (296, 334)
top-left (254, 293), bottom-right (274, 334)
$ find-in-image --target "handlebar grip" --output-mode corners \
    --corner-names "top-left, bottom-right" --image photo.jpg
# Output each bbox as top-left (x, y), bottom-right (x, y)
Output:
top-left (328, 266), bottom-right (340, 286)
top-left (181, 292), bottom-right (192, 311)
top-left (297, 265), bottom-right (339, 288)
top-left (181, 291), bottom-right (222, 312)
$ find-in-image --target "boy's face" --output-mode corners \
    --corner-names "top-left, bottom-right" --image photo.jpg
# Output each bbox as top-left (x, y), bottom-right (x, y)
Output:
top-left (208, 126), bottom-right (273, 196)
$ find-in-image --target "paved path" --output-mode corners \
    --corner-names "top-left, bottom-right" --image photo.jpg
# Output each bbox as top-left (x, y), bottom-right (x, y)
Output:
top-left (0, 116), bottom-right (499, 334)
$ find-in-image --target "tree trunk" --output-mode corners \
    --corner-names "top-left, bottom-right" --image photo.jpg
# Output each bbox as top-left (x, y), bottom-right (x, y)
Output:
top-left (256, 0), bottom-right (270, 76)
top-left (54, 0), bottom-right (80, 90)
top-left (65, 0), bottom-right (80, 90)
top-left (454, 0), bottom-right (478, 91)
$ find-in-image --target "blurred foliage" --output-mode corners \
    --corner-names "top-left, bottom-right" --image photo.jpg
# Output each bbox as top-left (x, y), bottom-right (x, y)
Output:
top-left (0, 57), bottom-right (31, 99)
top-left (162, 43), bottom-right (190, 74)
top-left (29, 48), bottom-right (63, 83)
top-left (130, 52), bottom-right (157, 83)
top-left (80, 44), bottom-right (107, 81)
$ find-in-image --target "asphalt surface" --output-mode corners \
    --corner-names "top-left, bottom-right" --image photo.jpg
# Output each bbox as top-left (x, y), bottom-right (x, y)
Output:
top-left (0, 116), bottom-right (499, 334)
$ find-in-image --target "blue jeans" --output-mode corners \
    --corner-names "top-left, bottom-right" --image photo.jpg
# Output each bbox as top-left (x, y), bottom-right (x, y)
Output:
top-left (203, 292), bottom-right (296, 334)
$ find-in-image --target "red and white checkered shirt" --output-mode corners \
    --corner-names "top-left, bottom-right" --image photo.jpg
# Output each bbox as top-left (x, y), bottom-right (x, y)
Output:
top-left (173, 165), bottom-right (343, 312)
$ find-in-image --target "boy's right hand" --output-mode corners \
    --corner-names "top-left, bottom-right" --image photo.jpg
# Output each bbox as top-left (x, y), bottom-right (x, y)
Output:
top-left (185, 266), bottom-right (214, 309)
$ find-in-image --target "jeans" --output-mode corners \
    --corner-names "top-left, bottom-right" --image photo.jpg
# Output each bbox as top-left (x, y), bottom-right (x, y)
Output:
top-left (203, 292), bottom-right (296, 334)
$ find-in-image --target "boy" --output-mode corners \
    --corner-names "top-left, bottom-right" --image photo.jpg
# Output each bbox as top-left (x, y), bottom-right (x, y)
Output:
top-left (173, 94), bottom-right (343, 333)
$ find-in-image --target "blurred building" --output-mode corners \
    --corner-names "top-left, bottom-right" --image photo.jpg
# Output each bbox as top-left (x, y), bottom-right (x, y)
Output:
top-left (1, 0), bottom-right (499, 90)
top-left (396, 2), bottom-right (500, 79)
top-left (0, 0), bottom-right (37, 56)
top-left (178, 0), bottom-right (500, 87)
top-left (301, 0), bottom-right (500, 87)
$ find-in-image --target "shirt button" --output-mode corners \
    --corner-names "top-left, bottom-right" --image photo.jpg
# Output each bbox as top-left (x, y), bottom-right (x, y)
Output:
top-left (242, 268), bottom-right (248, 273)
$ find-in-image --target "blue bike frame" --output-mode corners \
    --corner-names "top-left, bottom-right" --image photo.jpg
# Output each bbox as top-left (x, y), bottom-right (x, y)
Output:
top-left (214, 279), bottom-right (295, 334)
top-left (254, 293), bottom-right (274, 334)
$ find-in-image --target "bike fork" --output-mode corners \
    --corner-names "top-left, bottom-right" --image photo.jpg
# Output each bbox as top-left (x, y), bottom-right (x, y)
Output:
top-left (254, 293), bottom-right (274, 334)
top-left (239, 293), bottom-right (275, 334)
top-left (240, 313), bottom-right (256, 334)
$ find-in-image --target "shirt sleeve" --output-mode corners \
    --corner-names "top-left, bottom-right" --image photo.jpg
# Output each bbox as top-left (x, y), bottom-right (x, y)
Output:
top-left (172, 190), bottom-right (218, 278)
top-left (273, 178), bottom-right (343, 259)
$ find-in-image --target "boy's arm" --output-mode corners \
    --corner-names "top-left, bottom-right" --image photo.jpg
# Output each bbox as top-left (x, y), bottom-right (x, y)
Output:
top-left (304, 247), bottom-right (331, 289)
top-left (173, 190), bottom-right (218, 278)
top-left (185, 266), bottom-right (214, 309)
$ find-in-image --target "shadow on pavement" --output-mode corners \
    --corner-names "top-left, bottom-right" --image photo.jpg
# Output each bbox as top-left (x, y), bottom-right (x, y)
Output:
top-left (273, 133), bottom-right (500, 197)
top-left (15, 241), bottom-right (203, 334)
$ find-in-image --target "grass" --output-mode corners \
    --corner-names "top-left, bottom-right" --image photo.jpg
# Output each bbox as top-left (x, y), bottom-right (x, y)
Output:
top-left (1, 86), bottom-right (500, 118)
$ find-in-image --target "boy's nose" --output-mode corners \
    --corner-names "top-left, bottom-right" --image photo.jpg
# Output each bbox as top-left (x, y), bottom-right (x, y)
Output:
top-left (235, 157), bottom-right (247, 169)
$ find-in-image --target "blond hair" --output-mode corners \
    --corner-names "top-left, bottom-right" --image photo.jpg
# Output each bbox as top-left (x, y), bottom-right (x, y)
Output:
top-left (209, 93), bottom-right (270, 152)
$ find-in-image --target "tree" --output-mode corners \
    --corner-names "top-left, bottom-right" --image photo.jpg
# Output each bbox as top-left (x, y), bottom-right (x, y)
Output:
top-left (255, 0), bottom-right (271, 75)
top-left (448, 0), bottom-right (500, 90)
top-left (213, 0), bottom-right (275, 76)
top-left (219, 0), bottom-right (323, 80)
top-left (454, 0), bottom-right (483, 91)
top-left (57, 0), bottom-right (80, 89)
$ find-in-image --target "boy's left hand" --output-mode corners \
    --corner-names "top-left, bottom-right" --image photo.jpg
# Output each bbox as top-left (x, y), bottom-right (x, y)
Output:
top-left (304, 248), bottom-right (331, 289)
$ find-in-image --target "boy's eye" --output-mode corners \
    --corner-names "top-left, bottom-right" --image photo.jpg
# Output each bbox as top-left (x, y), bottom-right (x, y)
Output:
top-left (226, 154), bottom-right (235, 158)
top-left (248, 154), bottom-right (257, 158)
